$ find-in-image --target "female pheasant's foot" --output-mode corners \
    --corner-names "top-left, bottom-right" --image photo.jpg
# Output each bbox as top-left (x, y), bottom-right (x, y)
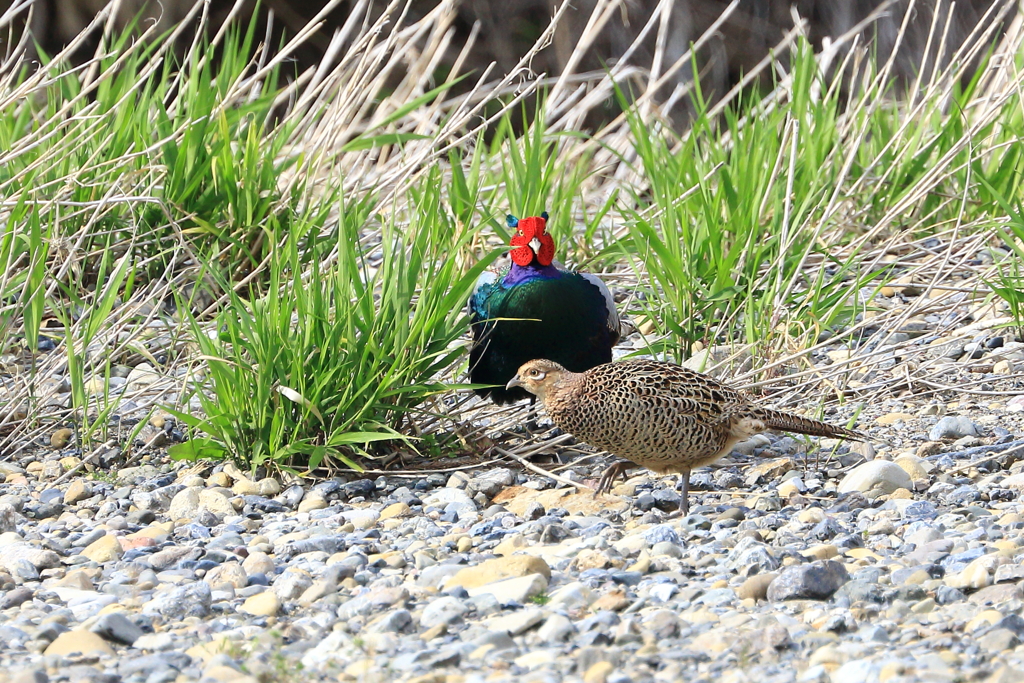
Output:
top-left (595, 461), bottom-right (631, 496)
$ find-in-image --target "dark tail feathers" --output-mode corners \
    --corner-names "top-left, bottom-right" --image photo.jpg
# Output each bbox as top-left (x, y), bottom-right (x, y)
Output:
top-left (757, 408), bottom-right (866, 441)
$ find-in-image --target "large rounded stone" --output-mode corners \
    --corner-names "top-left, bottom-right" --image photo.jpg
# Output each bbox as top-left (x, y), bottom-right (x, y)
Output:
top-left (838, 461), bottom-right (913, 495)
top-left (81, 534), bottom-right (123, 563)
top-left (44, 630), bottom-right (115, 656)
top-left (445, 555), bottom-right (551, 590)
top-left (767, 560), bottom-right (850, 601)
top-left (240, 591), bottom-right (280, 617)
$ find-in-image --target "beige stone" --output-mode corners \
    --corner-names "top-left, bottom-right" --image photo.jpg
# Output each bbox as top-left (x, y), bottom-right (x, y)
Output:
top-left (845, 548), bottom-right (882, 561)
top-left (200, 665), bottom-right (258, 683)
top-left (207, 472), bottom-right (232, 488)
top-left (492, 486), bottom-right (628, 516)
top-left (82, 534), bottom-right (123, 563)
top-left (240, 591), bottom-right (280, 617)
top-left (50, 428), bottom-right (74, 449)
top-left (745, 458), bottom-right (794, 484)
top-left (297, 495), bottom-right (326, 512)
top-left (127, 523), bottom-right (173, 543)
top-left (691, 627), bottom-right (733, 653)
top-left (380, 502), bottom-right (410, 520)
top-left (736, 573), bottom-right (776, 601)
top-left (44, 630), bottom-right (115, 656)
top-left (947, 559), bottom-right (992, 591)
top-left (222, 463), bottom-right (248, 481)
top-left (56, 569), bottom-right (95, 590)
top-left (967, 610), bottom-right (1004, 631)
top-left (797, 508), bottom-right (825, 524)
top-left (591, 589), bottom-right (629, 612)
top-left (256, 478), bottom-right (281, 496)
top-left (298, 580), bottom-right (335, 605)
top-left (231, 478), bottom-right (259, 496)
top-left (572, 549), bottom-right (617, 571)
top-left (446, 555), bottom-right (551, 590)
top-left (206, 563), bottom-right (248, 589)
top-left (495, 536), bottom-right (528, 557)
top-left (776, 480), bottom-right (801, 499)
top-left (875, 413), bottom-right (916, 425)
top-left (63, 480), bottom-right (92, 505)
top-left (894, 455), bottom-right (930, 480)
top-left (627, 552), bottom-right (651, 574)
top-left (801, 544), bottom-right (839, 560)
top-left (583, 662), bottom-right (616, 683)
top-left (185, 637), bottom-right (235, 664)
top-left (241, 552), bottom-right (275, 576)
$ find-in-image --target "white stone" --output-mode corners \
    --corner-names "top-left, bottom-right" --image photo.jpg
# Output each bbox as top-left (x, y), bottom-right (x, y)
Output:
top-left (341, 509), bottom-right (379, 530)
top-left (467, 573), bottom-right (547, 603)
top-left (484, 607), bottom-right (545, 635)
top-left (838, 461), bottom-right (913, 495)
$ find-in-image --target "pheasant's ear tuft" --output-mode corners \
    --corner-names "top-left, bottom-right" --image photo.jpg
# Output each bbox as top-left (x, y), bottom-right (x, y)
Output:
top-left (541, 211), bottom-right (549, 220)
top-left (506, 215), bottom-right (519, 228)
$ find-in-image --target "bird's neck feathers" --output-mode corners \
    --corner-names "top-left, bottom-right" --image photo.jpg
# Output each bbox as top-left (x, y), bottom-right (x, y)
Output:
top-left (537, 372), bottom-right (581, 410)
top-left (503, 261), bottom-right (562, 287)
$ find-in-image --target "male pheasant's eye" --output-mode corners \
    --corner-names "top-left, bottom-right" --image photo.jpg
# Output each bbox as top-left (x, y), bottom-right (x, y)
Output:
top-left (517, 230), bottom-right (524, 236)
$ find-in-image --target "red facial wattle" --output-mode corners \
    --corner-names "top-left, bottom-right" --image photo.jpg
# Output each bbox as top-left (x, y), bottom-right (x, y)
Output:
top-left (535, 233), bottom-right (555, 266)
top-left (509, 224), bottom-right (534, 265)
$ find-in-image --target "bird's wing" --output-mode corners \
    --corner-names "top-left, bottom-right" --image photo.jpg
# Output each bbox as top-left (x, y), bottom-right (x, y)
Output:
top-left (591, 360), bottom-right (747, 422)
top-left (578, 272), bottom-right (621, 336)
top-left (473, 270), bottom-right (498, 292)
top-left (469, 271), bottom-right (498, 320)
top-left (550, 260), bottom-right (620, 336)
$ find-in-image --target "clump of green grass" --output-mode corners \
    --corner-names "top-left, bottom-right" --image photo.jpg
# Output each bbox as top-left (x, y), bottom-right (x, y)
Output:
top-left (614, 45), bottom-right (872, 363)
top-left (167, 170), bottom-right (498, 473)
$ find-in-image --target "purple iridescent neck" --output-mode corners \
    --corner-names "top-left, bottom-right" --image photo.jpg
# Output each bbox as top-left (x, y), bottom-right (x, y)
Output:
top-left (502, 261), bottom-right (561, 287)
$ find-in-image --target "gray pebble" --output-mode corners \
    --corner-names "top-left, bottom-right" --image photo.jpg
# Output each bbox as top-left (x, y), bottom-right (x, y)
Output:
top-left (928, 416), bottom-right (979, 440)
top-left (767, 560), bottom-right (850, 601)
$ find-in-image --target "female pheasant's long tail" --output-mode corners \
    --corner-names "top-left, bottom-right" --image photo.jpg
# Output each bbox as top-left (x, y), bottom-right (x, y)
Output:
top-left (756, 408), bottom-right (867, 441)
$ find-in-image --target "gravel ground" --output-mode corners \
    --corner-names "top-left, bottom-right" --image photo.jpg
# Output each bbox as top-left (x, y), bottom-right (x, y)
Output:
top-left (2, 310), bottom-right (1024, 683)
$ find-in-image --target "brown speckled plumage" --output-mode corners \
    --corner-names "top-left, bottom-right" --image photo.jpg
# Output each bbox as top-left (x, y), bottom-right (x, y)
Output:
top-left (507, 358), bottom-right (866, 514)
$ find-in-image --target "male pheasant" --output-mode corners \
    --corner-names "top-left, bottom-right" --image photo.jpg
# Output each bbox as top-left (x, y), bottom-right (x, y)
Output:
top-left (469, 213), bottom-right (622, 404)
top-left (507, 358), bottom-right (866, 514)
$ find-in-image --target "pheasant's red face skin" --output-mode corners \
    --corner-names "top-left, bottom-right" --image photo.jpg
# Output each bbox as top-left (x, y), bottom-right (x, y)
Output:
top-left (509, 216), bottom-right (555, 267)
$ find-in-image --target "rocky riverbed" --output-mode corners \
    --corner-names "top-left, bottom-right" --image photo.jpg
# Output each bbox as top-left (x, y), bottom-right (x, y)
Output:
top-left (2, 400), bottom-right (1024, 683)
top-left (2, 308), bottom-right (1024, 682)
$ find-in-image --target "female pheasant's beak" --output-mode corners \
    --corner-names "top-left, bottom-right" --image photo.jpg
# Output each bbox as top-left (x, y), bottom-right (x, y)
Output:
top-left (529, 237), bottom-right (542, 254)
top-left (505, 375), bottom-right (522, 390)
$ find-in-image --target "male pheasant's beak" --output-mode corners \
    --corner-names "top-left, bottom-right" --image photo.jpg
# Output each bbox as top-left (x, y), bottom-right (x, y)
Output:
top-left (506, 375), bottom-right (522, 390)
top-left (529, 237), bottom-right (542, 253)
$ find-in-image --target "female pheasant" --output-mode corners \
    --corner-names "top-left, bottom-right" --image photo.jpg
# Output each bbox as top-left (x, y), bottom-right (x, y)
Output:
top-left (507, 358), bottom-right (866, 514)
top-left (469, 213), bottom-right (622, 404)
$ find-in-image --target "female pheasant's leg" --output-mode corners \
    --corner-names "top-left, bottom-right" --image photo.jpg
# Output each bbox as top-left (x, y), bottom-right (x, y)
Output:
top-left (679, 470), bottom-right (691, 516)
top-left (596, 461), bottom-right (631, 496)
